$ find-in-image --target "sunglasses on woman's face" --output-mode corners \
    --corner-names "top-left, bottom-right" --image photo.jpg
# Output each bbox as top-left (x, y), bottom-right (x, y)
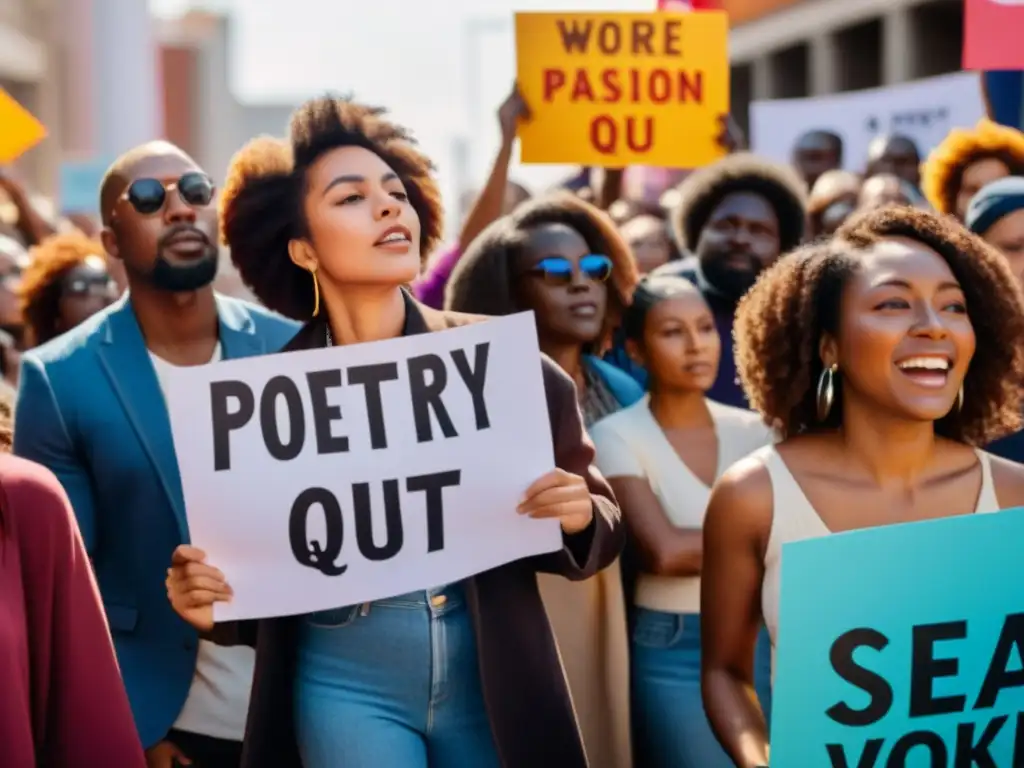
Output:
top-left (527, 254), bottom-right (613, 285)
top-left (120, 172), bottom-right (216, 216)
top-left (62, 276), bottom-right (118, 300)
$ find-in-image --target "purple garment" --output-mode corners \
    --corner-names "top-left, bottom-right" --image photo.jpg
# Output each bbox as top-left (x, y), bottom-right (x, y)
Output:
top-left (412, 243), bottom-right (461, 309)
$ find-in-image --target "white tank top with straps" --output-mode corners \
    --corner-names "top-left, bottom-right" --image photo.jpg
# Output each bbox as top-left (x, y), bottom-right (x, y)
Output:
top-left (759, 445), bottom-right (1001, 677)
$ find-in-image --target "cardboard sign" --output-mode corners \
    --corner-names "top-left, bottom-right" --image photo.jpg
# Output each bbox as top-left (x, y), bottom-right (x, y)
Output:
top-left (771, 509), bottom-right (1024, 765)
top-left (0, 88), bottom-right (46, 164)
top-left (163, 313), bottom-right (563, 621)
top-left (964, 0), bottom-right (1024, 71)
top-left (515, 11), bottom-right (729, 169)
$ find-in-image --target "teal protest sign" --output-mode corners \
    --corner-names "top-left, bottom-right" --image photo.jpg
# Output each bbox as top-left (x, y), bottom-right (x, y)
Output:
top-left (59, 158), bottom-right (111, 215)
top-left (770, 509), bottom-right (1024, 767)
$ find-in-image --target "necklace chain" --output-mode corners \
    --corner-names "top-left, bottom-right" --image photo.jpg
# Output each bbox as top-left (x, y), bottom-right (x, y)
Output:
top-left (325, 326), bottom-right (334, 347)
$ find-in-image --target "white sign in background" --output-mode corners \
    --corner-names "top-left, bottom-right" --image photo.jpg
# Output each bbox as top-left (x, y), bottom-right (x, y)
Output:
top-left (750, 71), bottom-right (986, 174)
top-left (163, 313), bottom-right (562, 621)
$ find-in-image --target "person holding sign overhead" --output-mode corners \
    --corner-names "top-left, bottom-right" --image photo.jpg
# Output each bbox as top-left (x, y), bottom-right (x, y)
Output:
top-left (166, 96), bottom-right (623, 768)
top-left (699, 205), bottom-right (1024, 768)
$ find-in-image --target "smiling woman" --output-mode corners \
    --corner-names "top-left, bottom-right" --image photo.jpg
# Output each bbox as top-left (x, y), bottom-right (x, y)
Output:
top-left (698, 206), bottom-right (1024, 767)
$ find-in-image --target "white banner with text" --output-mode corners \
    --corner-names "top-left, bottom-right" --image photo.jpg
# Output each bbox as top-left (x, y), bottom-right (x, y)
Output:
top-left (163, 313), bottom-right (562, 621)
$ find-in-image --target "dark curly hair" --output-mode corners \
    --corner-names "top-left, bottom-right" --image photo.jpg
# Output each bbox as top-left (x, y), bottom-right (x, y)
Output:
top-left (670, 152), bottom-right (808, 254)
top-left (220, 97), bottom-right (444, 319)
top-left (735, 205), bottom-right (1024, 445)
top-left (445, 191), bottom-right (638, 353)
top-left (19, 232), bottom-right (107, 346)
top-left (921, 119), bottom-right (1024, 216)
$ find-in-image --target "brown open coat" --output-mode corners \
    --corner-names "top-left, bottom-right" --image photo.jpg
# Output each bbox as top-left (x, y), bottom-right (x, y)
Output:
top-left (210, 293), bottom-right (624, 768)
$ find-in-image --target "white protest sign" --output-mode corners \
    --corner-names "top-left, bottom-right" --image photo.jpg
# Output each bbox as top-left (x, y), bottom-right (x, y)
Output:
top-left (163, 312), bottom-right (563, 621)
top-left (750, 72), bottom-right (985, 173)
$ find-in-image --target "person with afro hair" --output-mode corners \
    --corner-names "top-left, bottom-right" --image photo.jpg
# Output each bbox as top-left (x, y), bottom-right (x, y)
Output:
top-left (699, 205), bottom-right (1024, 766)
top-left (650, 152), bottom-right (807, 407)
top-left (921, 118), bottom-right (1024, 221)
top-left (17, 232), bottom-right (118, 348)
top-left (169, 94), bottom-right (624, 768)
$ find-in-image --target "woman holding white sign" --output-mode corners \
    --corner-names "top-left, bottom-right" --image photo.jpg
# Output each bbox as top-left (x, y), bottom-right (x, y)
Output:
top-left (699, 205), bottom-right (1024, 767)
top-left (165, 96), bottom-right (623, 768)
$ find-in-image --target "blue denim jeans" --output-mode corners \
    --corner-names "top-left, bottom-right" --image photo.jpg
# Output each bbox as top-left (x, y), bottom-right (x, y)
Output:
top-left (294, 584), bottom-right (501, 768)
top-left (631, 608), bottom-right (773, 768)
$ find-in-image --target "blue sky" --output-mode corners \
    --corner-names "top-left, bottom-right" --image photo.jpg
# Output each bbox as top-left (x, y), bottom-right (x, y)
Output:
top-left (150, 0), bottom-right (654, 196)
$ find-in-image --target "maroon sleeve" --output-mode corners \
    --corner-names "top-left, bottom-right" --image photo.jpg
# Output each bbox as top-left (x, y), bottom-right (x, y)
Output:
top-left (8, 456), bottom-right (146, 766)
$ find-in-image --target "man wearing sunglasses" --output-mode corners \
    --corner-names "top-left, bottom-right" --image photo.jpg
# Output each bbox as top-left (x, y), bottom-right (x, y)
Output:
top-left (13, 141), bottom-right (299, 768)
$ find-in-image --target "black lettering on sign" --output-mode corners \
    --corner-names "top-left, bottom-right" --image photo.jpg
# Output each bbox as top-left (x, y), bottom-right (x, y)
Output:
top-left (210, 380), bottom-right (255, 471)
top-left (289, 487), bottom-right (347, 576)
top-left (352, 479), bottom-right (404, 561)
top-left (910, 620), bottom-right (967, 717)
top-left (954, 716), bottom-right (1005, 768)
top-left (1014, 711), bottom-right (1024, 762)
top-left (306, 369), bottom-right (348, 454)
top-left (260, 375), bottom-right (305, 461)
top-left (826, 628), bottom-right (894, 727)
top-left (406, 470), bottom-right (462, 552)
top-left (451, 343), bottom-right (492, 431)
top-left (884, 730), bottom-right (947, 767)
top-left (975, 612), bottom-right (1024, 709)
top-left (347, 362), bottom-right (400, 449)
top-left (407, 354), bottom-right (457, 442)
top-left (826, 739), bottom-right (883, 768)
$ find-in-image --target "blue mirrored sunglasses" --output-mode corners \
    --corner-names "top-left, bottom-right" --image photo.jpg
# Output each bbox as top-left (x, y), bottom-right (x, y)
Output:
top-left (528, 254), bottom-right (613, 284)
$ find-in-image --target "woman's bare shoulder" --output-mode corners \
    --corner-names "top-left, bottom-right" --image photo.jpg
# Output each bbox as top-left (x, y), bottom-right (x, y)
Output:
top-left (987, 451), bottom-right (1024, 509)
top-left (706, 449), bottom-right (775, 541)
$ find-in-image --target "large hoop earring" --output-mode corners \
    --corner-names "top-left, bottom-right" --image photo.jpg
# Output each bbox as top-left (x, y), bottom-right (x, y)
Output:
top-left (816, 364), bottom-right (838, 422)
top-left (309, 265), bottom-right (320, 317)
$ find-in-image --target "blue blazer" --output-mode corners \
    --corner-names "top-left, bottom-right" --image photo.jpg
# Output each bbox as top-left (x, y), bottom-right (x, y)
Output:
top-left (12, 293), bottom-right (299, 748)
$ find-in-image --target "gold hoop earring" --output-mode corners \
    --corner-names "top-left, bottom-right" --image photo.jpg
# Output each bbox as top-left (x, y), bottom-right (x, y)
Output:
top-left (309, 265), bottom-right (320, 317)
top-left (816, 364), bottom-right (838, 422)
top-left (957, 384), bottom-right (964, 413)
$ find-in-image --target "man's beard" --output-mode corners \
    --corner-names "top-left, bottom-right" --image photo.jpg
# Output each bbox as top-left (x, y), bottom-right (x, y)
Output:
top-left (147, 248), bottom-right (219, 293)
top-left (700, 251), bottom-right (762, 302)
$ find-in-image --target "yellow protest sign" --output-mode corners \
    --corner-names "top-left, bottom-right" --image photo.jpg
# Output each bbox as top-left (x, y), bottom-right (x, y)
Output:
top-left (515, 11), bottom-right (729, 169)
top-left (0, 88), bottom-right (47, 164)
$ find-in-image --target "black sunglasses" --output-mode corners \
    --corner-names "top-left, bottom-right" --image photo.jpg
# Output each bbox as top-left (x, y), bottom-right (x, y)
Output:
top-left (527, 254), bottom-right (613, 285)
top-left (120, 172), bottom-right (215, 216)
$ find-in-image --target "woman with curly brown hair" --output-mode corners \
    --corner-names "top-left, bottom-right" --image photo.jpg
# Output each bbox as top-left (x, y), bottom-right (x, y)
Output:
top-left (921, 119), bottom-right (1024, 221)
top-left (164, 95), bottom-right (623, 768)
top-left (698, 206), bottom-right (1024, 767)
top-left (445, 193), bottom-right (641, 768)
top-left (18, 232), bottom-right (118, 347)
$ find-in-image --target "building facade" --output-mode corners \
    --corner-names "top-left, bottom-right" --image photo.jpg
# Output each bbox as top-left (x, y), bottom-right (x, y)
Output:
top-left (726, 0), bottom-right (964, 134)
top-left (157, 11), bottom-right (296, 186)
top-left (0, 0), bottom-right (63, 194)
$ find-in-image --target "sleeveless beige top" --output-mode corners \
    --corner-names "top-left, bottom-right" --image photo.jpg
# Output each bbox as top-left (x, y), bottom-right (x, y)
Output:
top-left (760, 445), bottom-right (1001, 676)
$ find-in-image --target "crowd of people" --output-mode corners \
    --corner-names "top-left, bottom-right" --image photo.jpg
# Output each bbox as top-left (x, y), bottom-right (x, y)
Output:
top-left (3, 78), bottom-right (1024, 768)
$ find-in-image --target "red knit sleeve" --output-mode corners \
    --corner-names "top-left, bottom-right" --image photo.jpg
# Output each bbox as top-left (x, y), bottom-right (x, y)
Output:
top-left (8, 455), bottom-right (146, 766)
